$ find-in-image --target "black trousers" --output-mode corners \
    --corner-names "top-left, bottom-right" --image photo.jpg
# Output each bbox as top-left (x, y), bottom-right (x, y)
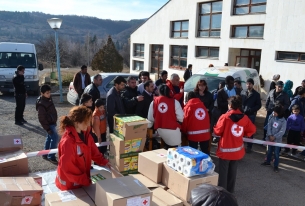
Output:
top-left (188, 140), bottom-right (210, 155)
top-left (92, 133), bottom-right (107, 156)
top-left (285, 130), bottom-right (301, 154)
top-left (15, 94), bottom-right (26, 122)
top-left (218, 158), bottom-right (238, 193)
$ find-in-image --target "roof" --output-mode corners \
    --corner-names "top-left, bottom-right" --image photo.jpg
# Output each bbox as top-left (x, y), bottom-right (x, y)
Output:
top-left (0, 42), bottom-right (35, 53)
top-left (131, 0), bottom-right (171, 35)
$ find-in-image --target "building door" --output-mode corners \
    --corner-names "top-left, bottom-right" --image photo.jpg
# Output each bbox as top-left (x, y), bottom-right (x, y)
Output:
top-left (151, 45), bottom-right (163, 75)
top-left (235, 49), bottom-right (261, 73)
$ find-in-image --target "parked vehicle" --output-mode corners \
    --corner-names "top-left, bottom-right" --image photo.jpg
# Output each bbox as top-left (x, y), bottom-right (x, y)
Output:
top-left (0, 42), bottom-right (44, 95)
top-left (67, 73), bottom-right (139, 105)
top-left (184, 66), bottom-right (261, 94)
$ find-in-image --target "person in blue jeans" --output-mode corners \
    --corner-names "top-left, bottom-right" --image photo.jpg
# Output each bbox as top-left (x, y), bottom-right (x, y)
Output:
top-left (261, 106), bottom-right (286, 173)
top-left (241, 78), bottom-right (262, 153)
top-left (36, 84), bottom-right (59, 164)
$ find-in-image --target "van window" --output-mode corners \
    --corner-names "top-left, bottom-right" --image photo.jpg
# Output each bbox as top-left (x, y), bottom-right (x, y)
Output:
top-left (184, 74), bottom-right (225, 92)
top-left (0, 52), bottom-right (36, 68)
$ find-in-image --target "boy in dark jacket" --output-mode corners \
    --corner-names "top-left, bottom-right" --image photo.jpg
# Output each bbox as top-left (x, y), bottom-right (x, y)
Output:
top-left (36, 84), bottom-right (58, 164)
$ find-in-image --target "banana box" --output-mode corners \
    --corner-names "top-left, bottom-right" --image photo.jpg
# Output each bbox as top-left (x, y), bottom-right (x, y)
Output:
top-left (109, 152), bottom-right (139, 175)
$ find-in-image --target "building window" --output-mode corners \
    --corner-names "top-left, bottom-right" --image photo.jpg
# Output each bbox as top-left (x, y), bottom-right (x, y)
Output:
top-left (277, 51), bottom-right (305, 62)
top-left (170, 45), bottom-right (187, 69)
top-left (133, 60), bottom-right (144, 71)
top-left (233, 0), bottom-right (267, 15)
top-left (134, 44), bottom-right (144, 57)
top-left (151, 45), bottom-right (163, 74)
top-left (196, 47), bottom-right (219, 58)
top-left (232, 25), bottom-right (264, 38)
top-left (198, 1), bottom-right (222, 37)
top-left (172, 21), bottom-right (189, 38)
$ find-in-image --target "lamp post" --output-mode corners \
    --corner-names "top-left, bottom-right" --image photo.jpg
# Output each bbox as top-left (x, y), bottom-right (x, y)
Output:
top-left (47, 18), bottom-right (63, 102)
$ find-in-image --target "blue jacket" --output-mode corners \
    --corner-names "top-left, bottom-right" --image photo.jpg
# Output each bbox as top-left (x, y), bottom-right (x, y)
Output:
top-left (287, 114), bottom-right (305, 132)
top-left (284, 80), bottom-right (293, 99)
top-left (289, 95), bottom-right (305, 116)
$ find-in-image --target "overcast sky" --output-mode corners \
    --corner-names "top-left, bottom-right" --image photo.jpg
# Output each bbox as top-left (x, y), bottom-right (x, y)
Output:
top-left (1, 0), bottom-right (169, 20)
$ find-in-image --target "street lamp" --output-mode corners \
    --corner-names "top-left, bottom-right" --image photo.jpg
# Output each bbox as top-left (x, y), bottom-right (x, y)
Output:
top-left (47, 18), bottom-right (63, 102)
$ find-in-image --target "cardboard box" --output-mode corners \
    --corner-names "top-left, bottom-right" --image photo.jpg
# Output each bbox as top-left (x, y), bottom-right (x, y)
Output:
top-left (162, 163), bottom-right (219, 203)
top-left (167, 190), bottom-right (191, 206)
top-left (152, 188), bottom-right (183, 206)
top-left (83, 169), bottom-right (123, 201)
top-left (129, 174), bottom-right (159, 189)
top-left (114, 115), bottom-right (149, 140)
top-left (0, 135), bottom-right (23, 152)
top-left (16, 174), bottom-right (43, 187)
top-left (95, 176), bottom-right (152, 206)
top-left (138, 149), bottom-right (167, 183)
top-left (45, 188), bottom-right (94, 206)
top-left (0, 150), bottom-right (28, 176)
top-left (0, 177), bottom-right (43, 206)
top-left (109, 152), bottom-right (139, 175)
top-left (109, 134), bottom-right (146, 158)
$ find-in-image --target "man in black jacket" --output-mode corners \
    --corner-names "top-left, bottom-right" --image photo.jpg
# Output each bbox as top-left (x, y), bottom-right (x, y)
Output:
top-left (122, 76), bottom-right (143, 114)
top-left (183, 64), bottom-right (192, 82)
top-left (84, 74), bottom-right (102, 111)
top-left (136, 80), bottom-right (154, 118)
top-left (106, 76), bottom-right (126, 133)
top-left (217, 76), bottom-right (242, 115)
top-left (241, 78), bottom-right (262, 153)
top-left (13, 65), bottom-right (27, 125)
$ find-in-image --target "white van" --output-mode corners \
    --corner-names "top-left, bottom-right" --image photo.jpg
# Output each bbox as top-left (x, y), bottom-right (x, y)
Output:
top-left (184, 66), bottom-right (261, 94)
top-left (0, 42), bottom-right (43, 95)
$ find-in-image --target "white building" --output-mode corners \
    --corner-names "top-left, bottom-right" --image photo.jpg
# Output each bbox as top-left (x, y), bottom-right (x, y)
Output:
top-left (130, 0), bottom-right (305, 98)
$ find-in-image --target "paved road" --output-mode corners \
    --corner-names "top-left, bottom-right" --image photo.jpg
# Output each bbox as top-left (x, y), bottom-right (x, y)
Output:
top-left (0, 95), bottom-right (304, 205)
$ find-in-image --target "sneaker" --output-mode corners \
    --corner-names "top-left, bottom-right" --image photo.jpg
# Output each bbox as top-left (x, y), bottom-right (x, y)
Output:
top-left (42, 155), bottom-right (48, 160)
top-left (246, 148), bottom-right (252, 153)
top-left (261, 161), bottom-right (271, 166)
top-left (15, 121), bottom-right (23, 126)
top-left (274, 167), bottom-right (279, 173)
top-left (21, 119), bottom-right (27, 123)
top-left (48, 158), bottom-right (58, 165)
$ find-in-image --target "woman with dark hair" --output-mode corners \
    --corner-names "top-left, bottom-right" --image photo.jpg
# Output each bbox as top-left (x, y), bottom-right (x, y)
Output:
top-left (213, 95), bottom-right (256, 193)
top-left (147, 85), bottom-right (184, 149)
top-left (55, 106), bottom-right (110, 190)
top-left (194, 80), bottom-right (214, 112)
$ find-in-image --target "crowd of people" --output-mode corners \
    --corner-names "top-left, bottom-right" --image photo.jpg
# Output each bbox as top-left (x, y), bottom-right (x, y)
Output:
top-left (12, 64), bottom-right (305, 196)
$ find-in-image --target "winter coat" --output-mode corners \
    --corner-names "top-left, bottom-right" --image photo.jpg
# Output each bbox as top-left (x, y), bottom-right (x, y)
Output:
top-left (283, 80), bottom-right (293, 99)
top-left (217, 87), bottom-right (242, 114)
top-left (55, 126), bottom-right (108, 190)
top-left (289, 95), bottom-right (305, 116)
top-left (73, 72), bottom-right (91, 95)
top-left (84, 83), bottom-right (100, 110)
top-left (214, 109), bottom-right (256, 160)
top-left (122, 85), bottom-right (138, 114)
top-left (36, 96), bottom-right (58, 132)
top-left (241, 89), bottom-right (261, 116)
top-left (287, 114), bottom-right (305, 132)
top-left (266, 114), bottom-right (287, 143)
top-left (12, 72), bottom-right (26, 94)
top-left (183, 69), bottom-right (192, 82)
top-left (265, 89), bottom-right (290, 111)
top-left (181, 98), bottom-right (210, 142)
top-left (135, 91), bottom-right (153, 118)
top-left (195, 91), bottom-right (214, 112)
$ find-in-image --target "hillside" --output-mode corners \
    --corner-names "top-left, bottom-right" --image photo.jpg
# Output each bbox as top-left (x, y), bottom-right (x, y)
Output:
top-left (0, 11), bottom-right (144, 44)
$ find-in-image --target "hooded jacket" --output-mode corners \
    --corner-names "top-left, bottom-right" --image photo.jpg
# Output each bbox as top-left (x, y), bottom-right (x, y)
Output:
top-left (289, 95), bottom-right (305, 116)
top-left (214, 109), bottom-right (256, 160)
top-left (55, 126), bottom-right (108, 190)
top-left (266, 114), bottom-right (287, 143)
top-left (36, 96), bottom-right (58, 132)
top-left (283, 80), bottom-right (293, 99)
top-left (266, 89), bottom-right (290, 111)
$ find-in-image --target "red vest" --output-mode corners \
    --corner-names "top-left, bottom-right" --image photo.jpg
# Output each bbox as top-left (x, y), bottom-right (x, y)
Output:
top-left (181, 98), bottom-right (210, 142)
top-left (153, 96), bottom-right (180, 130)
top-left (213, 109), bottom-right (256, 160)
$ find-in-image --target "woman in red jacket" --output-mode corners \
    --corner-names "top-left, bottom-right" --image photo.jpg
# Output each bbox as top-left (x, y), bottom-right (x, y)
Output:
top-left (55, 106), bottom-right (110, 190)
top-left (213, 96), bottom-right (256, 194)
top-left (181, 91), bottom-right (210, 155)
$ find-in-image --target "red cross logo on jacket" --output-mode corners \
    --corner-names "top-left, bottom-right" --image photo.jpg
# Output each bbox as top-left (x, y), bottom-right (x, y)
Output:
top-left (158, 102), bottom-right (168, 113)
top-left (231, 124), bottom-right (244, 137)
top-left (195, 108), bottom-right (206, 120)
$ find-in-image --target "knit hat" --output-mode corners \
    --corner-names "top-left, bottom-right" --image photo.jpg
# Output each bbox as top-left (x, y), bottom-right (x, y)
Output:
top-left (272, 74), bottom-right (280, 81)
top-left (79, 93), bottom-right (92, 105)
top-left (247, 78), bottom-right (254, 85)
top-left (191, 184), bottom-right (238, 206)
top-left (276, 81), bottom-right (284, 86)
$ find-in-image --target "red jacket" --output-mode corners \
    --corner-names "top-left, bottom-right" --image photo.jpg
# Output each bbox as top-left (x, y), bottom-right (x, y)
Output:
top-left (153, 96), bottom-right (180, 130)
top-left (214, 109), bottom-right (256, 160)
top-left (55, 126), bottom-right (108, 190)
top-left (166, 80), bottom-right (184, 108)
top-left (181, 98), bottom-right (210, 142)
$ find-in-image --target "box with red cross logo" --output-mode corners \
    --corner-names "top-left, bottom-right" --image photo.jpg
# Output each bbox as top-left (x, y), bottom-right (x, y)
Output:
top-left (0, 135), bottom-right (23, 153)
top-left (0, 177), bottom-right (43, 206)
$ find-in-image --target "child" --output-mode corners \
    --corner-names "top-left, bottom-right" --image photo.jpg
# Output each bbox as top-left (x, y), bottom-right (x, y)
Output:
top-left (36, 84), bottom-right (59, 164)
top-left (283, 105), bottom-right (305, 155)
top-left (92, 98), bottom-right (107, 155)
top-left (261, 106), bottom-right (286, 172)
top-left (79, 93), bottom-right (93, 108)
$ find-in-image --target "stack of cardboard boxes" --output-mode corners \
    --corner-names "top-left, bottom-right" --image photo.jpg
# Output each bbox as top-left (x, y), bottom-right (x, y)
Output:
top-left (109, 115), bottom-right (149, 175)
top-left (0, 135), bottom-right (43, 206)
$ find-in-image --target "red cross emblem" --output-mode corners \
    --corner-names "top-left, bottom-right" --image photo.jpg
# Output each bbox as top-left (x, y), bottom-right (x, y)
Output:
top-left (195, 108), bottom-right (206, 120)
top-left (231, 124), bottom-right (244, 137)
top-left (141, 197), bottom-right (150, 206)
top-left (158, 102), bottom-right (168, 113)
top-left (14, 139), bottom-right (21, 144)
top-left (21, 196), bottom-right (33, 204)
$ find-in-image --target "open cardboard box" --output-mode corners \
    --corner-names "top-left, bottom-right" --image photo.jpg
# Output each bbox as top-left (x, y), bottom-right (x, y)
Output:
top-left (0, 150), bottom-right (28, 176)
